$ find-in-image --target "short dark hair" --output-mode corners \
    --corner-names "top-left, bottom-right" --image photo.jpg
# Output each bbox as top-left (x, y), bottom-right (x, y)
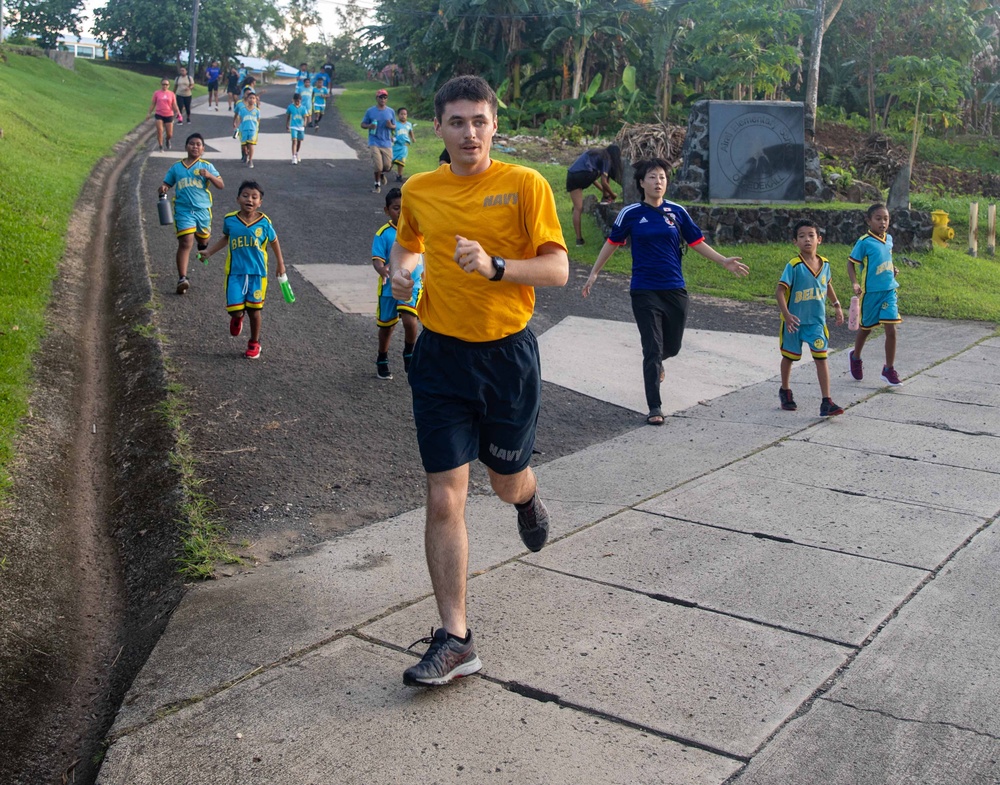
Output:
top-left (238, 180), bottom-right (263, 198)
top-left (792, 219), bottom-right (821, 238)
top-left (185, 132), bottom-right (204, 145)
top-left (293, 93), bottom-right (301, 100)
top-left (633, 158), bottom-right (672, 198)
top-left (434, 75), bottom-right (497, 121)
top-left (397, 106), bottom-right (407, 113)
top-left (385, 187), bottom-right (402, 207)
top-left (867, 203), bottom-right (888, 218)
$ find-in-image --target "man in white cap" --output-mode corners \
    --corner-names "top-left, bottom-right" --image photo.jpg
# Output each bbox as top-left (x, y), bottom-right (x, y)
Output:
top-left (361, 88), bottom-right (396, 193)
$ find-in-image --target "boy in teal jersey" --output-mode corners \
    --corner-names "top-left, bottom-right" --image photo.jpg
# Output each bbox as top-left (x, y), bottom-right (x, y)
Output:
top-left (311, 76), bottom-right (328, 131)
top-left (847, 203), bottom-right (902, 386)
top-left (299, 80), bottom-right (314, 127)
top-left (233, 92), bottom-right (260, 168)
top-left (391, 107), bottom-right (414, 181)
top-left (159, 133), bottom-right (225, 295)
top-left (295, 64), bottom-right (310, 92)
top-left (776, 219), bottom-right (845, 417)
top-left (200, 180), bottom-right (287, 360)
top-left (370, 187), bottom-right (422, 379)
top-left (286, 93), bottom-right (309, 164)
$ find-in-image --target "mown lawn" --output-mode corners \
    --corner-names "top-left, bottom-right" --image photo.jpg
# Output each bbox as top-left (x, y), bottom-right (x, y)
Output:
top-left (338, 81), bottom-right (1000, 324)
top-left (0, 53), bottom-right (163, 493)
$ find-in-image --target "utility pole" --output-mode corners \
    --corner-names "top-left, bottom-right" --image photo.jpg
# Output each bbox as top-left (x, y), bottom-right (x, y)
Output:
top-left (188, 0), bottom-right (199, 75)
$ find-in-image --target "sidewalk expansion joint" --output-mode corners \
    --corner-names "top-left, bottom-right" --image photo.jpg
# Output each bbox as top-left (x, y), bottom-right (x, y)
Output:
top-left (638, 509), bottom-right (934, 572)
top-left (822, 697), bottom-right (1000, 741)
top-left (491, 677), bottom-right (749, 763)
top-left (907, 419), bottom-right (998, 438)
top-left (520, 561), bottom-right (858, 650)
top-left (892, 390), bottom-right (999, 408)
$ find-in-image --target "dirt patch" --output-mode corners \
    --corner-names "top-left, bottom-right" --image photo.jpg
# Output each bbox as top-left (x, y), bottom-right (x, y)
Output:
top-left (814, 121), bottom-right (988, 196)
top-left (495, 133), bottom-right (602, 168)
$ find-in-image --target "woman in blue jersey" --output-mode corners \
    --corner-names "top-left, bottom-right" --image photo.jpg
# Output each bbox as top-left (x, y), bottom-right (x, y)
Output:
top-left (582, 158), bottom-right (750, 425)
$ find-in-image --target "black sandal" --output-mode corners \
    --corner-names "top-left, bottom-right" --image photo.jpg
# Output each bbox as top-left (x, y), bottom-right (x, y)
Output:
top-left (646, 408), bottom-right (664, 426)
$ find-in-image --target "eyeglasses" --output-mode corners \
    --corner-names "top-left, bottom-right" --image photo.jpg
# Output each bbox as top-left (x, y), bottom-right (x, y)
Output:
top-left (161, 82), bottom-right (169, 86)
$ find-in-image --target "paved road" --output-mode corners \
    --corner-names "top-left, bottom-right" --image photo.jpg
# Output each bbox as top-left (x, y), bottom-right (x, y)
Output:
top-left (99, 92), bottom-right (1000, 784)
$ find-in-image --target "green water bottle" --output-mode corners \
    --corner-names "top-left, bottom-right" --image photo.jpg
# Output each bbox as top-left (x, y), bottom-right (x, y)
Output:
top-left (278, 273), bottom-right (295, 303)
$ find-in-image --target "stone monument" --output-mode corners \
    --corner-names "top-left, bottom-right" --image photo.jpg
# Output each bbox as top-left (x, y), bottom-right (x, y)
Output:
top-left (670, 100), bottom-right (832, 203)
top-left (709, 101), bottom-right (804, 202)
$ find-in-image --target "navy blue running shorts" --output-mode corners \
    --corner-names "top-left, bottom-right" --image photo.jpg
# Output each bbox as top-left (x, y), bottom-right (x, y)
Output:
top-left (408, 327), bottom-right (541, 475)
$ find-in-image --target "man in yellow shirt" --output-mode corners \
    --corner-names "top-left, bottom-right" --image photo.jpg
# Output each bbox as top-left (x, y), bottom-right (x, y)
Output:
top-left (390, 75), bottom-right (569, 687)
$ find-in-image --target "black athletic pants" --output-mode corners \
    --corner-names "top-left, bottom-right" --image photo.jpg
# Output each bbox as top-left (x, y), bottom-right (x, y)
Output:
top-left (630, 288), bottom-right (688, 411)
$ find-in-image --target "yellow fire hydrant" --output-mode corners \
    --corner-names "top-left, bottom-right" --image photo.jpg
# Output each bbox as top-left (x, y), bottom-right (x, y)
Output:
top-left (931, 210), bottom-right (954, 249)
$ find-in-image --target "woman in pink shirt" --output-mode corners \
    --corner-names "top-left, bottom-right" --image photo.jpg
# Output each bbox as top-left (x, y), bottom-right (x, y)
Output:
top-left (147, 79), bottom-right (180, 151)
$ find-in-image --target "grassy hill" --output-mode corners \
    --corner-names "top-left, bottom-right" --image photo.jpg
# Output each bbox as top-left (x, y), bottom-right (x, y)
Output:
top-left (0, 51), bottom-right (160, 494)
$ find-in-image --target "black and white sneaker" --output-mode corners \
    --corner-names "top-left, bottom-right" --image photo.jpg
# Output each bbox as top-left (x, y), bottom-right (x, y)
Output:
top-left (403, 628), bottom-right (482, 686)
top-left (176, 276), bottom-right (190, 294)
top-left (516, 492), bottom-right (549, 552)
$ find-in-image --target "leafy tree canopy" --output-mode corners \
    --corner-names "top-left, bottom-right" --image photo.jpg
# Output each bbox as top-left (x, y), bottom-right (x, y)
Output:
top-left (9, 0), bottom-right (84, 50)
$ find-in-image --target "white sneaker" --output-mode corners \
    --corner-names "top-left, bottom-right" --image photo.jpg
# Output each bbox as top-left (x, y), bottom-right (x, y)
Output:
top-left (248, 161), bottom-right (254, 169)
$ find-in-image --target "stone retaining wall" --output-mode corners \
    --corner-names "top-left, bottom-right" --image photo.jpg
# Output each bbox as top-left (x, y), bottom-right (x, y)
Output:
top-left (589, 198), bottom-right (933, 250)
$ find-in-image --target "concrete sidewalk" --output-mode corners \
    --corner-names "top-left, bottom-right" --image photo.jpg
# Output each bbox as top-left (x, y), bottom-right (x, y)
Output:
top-left (97, 319), bottom-right (1000, 783)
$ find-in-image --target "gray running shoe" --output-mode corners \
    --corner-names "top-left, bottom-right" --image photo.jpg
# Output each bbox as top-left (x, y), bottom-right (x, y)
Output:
top-left (516, 492), bottom-right (549, 552)
top-left (403, 628), bottom-right (482, 686)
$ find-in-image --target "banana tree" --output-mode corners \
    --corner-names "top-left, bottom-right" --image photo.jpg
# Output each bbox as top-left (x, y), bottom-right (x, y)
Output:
top-left (541, 0), bottom-right (636, 102)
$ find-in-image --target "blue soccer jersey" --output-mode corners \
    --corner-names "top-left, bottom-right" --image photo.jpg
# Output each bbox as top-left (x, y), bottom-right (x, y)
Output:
top-left (299, 85), bottom-right (313, 113)
top-left (312, 86), bottom-right (328, 112)
top-left (608, 200), bottom-right (705, 290)
top-left (163, 158), bottom-right (220, 210)
top-left (849, 232), bottom-right (897, 292)
top-left (236, 103), bottom-right (260, 137)
top-left (372, 222), bottom-right (423, 295)
top-left (295, 69), bottom-right (311, 91)
top-left (779, 255), bottom-right (832, 326)
top-left (223, 211), bottom-right (277, 277)
top-left (392, 120), bottom-right (413, 161)
top-left (287, 103), bottom-right (308, 131)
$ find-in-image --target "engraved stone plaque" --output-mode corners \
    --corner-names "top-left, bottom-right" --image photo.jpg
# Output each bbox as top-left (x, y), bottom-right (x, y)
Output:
top-left (709, 101), bottom-right (805, 202)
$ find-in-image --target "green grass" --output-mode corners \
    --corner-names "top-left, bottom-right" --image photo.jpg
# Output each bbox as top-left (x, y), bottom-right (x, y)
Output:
top-left (0, 53), bottom-right (237, 578)
top-left (336, 82), bottom-right (1000, 325)
top-left (0, 53), bottom-right (161, 494)
top-left (155, 378), bottom-right (243, 579)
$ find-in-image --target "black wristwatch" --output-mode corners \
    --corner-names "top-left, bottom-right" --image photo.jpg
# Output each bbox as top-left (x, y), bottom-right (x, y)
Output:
top-left (490, 255), bottom-right (506, 281)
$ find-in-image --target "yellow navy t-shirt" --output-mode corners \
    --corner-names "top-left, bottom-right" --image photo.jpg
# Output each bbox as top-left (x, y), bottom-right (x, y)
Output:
top-left (395, 159), bottom-right (565, 342)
